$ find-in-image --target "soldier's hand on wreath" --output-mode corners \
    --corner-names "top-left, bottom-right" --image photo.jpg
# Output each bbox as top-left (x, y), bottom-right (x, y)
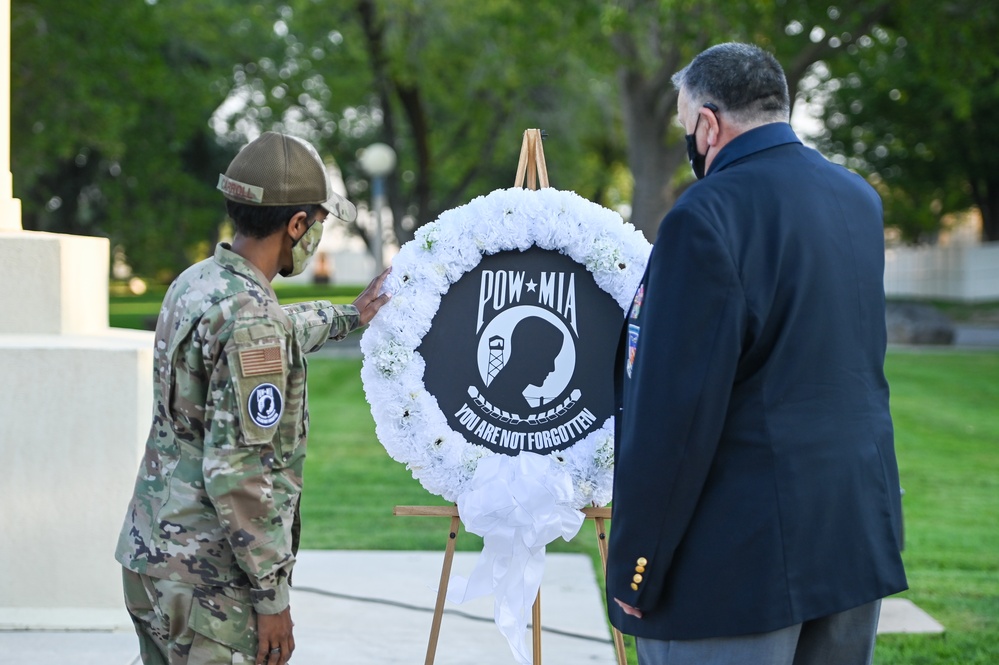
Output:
top-left (353, 267), bottom-right (392, 327)
top-left (256, 607), bottom-right (294, 665)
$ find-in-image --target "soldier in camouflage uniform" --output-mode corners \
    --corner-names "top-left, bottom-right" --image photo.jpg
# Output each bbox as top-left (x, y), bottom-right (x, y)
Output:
top-left (117, 132), bottom-right (390, 665)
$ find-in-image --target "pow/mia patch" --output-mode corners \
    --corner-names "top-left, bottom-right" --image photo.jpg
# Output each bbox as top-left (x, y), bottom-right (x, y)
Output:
top-left (247, 383), bottom-right (283, 428)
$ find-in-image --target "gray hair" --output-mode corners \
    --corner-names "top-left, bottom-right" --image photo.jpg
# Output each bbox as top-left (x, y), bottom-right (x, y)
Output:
top-left (672, 43), bottom-right (790, 127)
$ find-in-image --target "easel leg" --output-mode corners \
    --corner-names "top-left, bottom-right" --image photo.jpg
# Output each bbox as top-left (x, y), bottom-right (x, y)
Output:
top-left (595, 517), bottom-right (628, 665)
top-left (533, 591), bottom-right (542, 664)
top-left (513, 128), bottom-right (548, 191)
top-left (425, 514), bottom-right (461, 665)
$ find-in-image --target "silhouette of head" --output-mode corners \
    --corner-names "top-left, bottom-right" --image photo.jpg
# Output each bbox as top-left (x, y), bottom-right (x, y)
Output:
top-left (487, 317), bottom-right (564, 407)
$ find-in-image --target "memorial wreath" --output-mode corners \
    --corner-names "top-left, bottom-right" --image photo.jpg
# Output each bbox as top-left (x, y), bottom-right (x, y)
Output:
top-left (360, 186), bottom-right (651, 509)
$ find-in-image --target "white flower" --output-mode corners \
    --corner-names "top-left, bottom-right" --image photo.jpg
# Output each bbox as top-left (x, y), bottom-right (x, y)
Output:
top-left (593, 426), bottom-right (615, 470)
top-left (585, 235), bottom-right (624, 274)
top-left (368, 340), bottom-right (414, 378)
top-left (414, 221), bottom-right (442, 252)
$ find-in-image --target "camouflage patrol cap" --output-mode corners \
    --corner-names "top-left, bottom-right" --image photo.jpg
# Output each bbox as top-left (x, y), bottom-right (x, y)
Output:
top-left (218, 131), bottom-right (357, 222)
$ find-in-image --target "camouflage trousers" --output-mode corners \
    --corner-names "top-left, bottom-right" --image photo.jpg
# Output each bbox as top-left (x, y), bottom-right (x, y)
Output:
top-left (122, 568), bottom-right (259, 665)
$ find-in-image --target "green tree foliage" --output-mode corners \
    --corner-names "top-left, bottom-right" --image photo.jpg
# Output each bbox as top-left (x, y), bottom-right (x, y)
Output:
top-left (10, 0), bottom-right (273, 278)
top-left (215, 0), bottom-right (903, 243)
top-left (211, 0), bottom-right (627, 249)
top-left (10, 0), bottom-right (997, 280)
top-left (599, 0), bottom-right (895, 239)
top-left (807, 1), bottom-right (999, 242)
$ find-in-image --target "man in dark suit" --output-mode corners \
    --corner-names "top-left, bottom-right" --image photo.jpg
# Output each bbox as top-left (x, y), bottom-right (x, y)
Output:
top-left (607, 43), bottom-right (907, 664)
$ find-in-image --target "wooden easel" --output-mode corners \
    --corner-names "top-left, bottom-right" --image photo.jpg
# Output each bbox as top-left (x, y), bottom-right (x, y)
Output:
top-left (394, 129), bottom-right (627, 665)
top-left (393, 505), bottom-right (626, 665)
top-left (513, 128), bottom-right (550, 190)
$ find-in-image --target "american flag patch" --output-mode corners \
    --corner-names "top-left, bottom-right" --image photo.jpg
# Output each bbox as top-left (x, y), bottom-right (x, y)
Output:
top-left (239, 345), bottom-right (283, 377)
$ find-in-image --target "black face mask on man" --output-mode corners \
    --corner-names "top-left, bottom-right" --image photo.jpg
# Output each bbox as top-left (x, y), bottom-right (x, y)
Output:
top-left (684, 102), bottom-right (719, 180)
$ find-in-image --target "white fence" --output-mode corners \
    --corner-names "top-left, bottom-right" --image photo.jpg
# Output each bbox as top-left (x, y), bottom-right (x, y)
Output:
top-left (884, 242), bottom-right (999, 303)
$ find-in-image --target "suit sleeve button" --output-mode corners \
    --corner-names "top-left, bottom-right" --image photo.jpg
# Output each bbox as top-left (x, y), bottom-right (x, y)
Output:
top-left (630, 583), bottom-right (639, 591)
top-left (637, 557), bottom-right (648, 567)
top-left (633, 574), bottom-right (643, 583)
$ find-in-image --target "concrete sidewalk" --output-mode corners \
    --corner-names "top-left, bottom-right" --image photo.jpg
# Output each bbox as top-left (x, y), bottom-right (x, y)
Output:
top-left (953, 323), bottom-right (999, 348)
top-left (0, 551), bottom-right (618, 665)
top-left (0, 550), bottom-right (944, 665)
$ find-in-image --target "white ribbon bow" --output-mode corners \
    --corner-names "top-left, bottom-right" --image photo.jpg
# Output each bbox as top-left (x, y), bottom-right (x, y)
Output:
top-left (446, 452), bottom-right (585, 664)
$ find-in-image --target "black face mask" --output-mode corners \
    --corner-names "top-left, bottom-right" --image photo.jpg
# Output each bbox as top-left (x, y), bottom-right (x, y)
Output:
top-left (684, 102), bottom-right (719, 180)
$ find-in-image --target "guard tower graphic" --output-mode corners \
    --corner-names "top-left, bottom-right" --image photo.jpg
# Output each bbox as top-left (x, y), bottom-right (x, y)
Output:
top-left (487, 335), bottom-right (505, 385)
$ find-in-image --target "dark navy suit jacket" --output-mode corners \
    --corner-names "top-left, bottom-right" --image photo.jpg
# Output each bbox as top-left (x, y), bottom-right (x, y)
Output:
top-left (607, 123), bottom-right (907, 640)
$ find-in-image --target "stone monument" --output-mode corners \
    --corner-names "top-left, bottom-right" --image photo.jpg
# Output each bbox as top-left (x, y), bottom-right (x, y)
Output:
top-left (0, 0), bottom-right (153, 630)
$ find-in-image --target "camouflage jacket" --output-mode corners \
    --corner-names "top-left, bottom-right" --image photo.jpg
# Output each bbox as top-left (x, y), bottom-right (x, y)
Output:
top-left (117, 243), bottom-right (359, 614)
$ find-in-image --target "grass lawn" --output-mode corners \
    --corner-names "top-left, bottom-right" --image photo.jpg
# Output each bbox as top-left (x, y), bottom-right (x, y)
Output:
top-left (109, 281), bottom-right (365, 330)
top-left (299, 350), bottom-right (998, 664)
top-left (874, 351), bottom-right (999, 664)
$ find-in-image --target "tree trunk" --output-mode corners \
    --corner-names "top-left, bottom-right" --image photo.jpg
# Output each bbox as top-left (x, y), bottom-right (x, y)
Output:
top-left (617, 67), bottom-right (687, 242)
top-left (392, 82), bottom-right (430, 246)
top-left (966, 158), bottom-right (998, 242)
top-left (979, 179), bottom-right (998, 243)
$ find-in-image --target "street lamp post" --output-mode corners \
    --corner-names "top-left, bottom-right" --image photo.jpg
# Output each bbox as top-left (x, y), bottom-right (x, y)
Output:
top-left (358, 142), bottom-right (397, 275)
